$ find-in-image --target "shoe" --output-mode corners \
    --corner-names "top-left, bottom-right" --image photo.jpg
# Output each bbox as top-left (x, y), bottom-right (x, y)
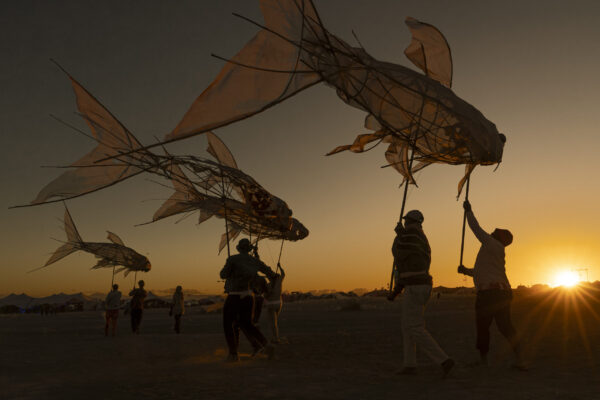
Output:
top-left (397, 367), bottom-right (417, 375)
top-left (441, 358), bottom-right (455, 377)
top-left (225, 353), bottom-right (239, 362)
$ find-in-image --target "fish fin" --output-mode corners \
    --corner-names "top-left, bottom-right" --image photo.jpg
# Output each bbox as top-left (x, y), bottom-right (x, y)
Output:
top-left (31, 242), bottom-right (78, 272)
top-left (63, 206), bottom-right (83, 243)
top-left (30, 65), bottom-right (146, 205)
top-left (152, 162), bottom-right (200, 222)
top-left (106, 231), bottom-right (125, 246)
top-left (165, 0), bottom-right (322, 143)
top-left (123, 269), bottom-right (131, 277)
top-left (457, 164), bottom-right (476, 198)
top-left (218, 226), bottom-right (242, 254)
top-left (404, 17), bottom-right (453, 88)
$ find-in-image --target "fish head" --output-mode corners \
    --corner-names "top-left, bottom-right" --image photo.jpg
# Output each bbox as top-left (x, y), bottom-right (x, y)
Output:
top-left (286, 218), bottom-right (309, 241)
top-left (131, 254), bottom-right (152, 272)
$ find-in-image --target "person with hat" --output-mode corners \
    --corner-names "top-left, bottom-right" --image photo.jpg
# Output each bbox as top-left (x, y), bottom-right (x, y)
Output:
top-left (128, 280), bottom-right (147, 334)
top-left (220, 238), bottom-right (277, 361)
top-left (392, 210), bottom-right (454, 376)
top-left (458, 200), bottom-right (524, 368)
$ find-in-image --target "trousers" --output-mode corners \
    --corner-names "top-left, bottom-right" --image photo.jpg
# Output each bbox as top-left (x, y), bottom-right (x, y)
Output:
top-left (223, 294), bottom-right (268, 356)
top-left (475, 289), bottom-right (520, 355)
top-left (402, 284), bottom-right (448, 367)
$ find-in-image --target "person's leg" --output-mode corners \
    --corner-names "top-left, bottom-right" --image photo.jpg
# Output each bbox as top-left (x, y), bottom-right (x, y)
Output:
top-left (130, 310), bottom-right (136, 333)
top-left (267, 303), bottom-right (282, 343)
top-left (105, 314), bottom-right (110, 336)
top-left (493, 290), bottom-right (522, 363)
top-left (253, 296), bottom-right (264, 325)
top-left (223, 295), bottom-right (239, 359)
top-left (112, 314), bottom-right (118, 337)
top-left (475, 291), bottom-right (495, 363)
top-left (401, 288), bottom-right (418, 371)
top-left (239, 296), bottom-right (269, 353)
top-left (174, 314), bottom-right (181, 334)
top-left (403, 285), bottom-right (450, 366)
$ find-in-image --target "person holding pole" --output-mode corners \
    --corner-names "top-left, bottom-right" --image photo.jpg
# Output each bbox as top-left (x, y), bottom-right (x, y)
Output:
top-left (392, 210), bottom-right (454, 376)
top-left (220, 238), bottom-right (277, 362)
top-left (458, 200), bottom-right (525, 369)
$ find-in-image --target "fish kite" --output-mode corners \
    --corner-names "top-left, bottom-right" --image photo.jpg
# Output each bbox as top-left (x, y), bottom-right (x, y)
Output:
top-left (20, 69), bottom-right (308, 252)
top-left (151, 133), bottom-right (309, 253)
top-left (31, 206), bottom-right (151, 276)
top-left (156, 0), bottom-right (505, 195)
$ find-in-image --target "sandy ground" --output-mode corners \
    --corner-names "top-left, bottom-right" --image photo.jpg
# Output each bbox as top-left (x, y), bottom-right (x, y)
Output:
top-left (2, 292), bottom-right (600, 400)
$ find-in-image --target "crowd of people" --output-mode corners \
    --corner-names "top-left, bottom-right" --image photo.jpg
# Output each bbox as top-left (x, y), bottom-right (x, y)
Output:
top-left (101, 199), bottom-right (522, 375)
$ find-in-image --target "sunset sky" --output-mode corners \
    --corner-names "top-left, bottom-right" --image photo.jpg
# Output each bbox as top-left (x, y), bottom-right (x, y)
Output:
top-left (2, 0), bottom-right (600, 297)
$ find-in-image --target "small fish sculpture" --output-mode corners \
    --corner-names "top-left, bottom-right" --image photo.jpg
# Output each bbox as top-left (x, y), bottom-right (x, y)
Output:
top-left (32, 206), bottom-right (151, 276)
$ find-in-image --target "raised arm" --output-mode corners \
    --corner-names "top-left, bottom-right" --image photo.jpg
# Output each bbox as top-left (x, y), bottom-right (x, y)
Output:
top-left (464, 201), bottom-right (491, 244)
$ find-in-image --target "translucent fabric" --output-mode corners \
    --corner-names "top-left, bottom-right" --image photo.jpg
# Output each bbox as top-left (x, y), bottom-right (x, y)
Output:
top-left (163, 0), bottom-right (504, 195)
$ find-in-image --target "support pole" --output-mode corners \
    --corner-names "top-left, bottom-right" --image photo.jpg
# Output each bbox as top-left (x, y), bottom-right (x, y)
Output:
top-left (111, 265), bottom-right (115, 287)
top-left (276, 238), bottom-right (285, 273)
top-left (389, 144), bottom-right (417, 295)
top-left (220, 167), bottom-right (231, 257)
top-left (459, 176), bottom-right (471, 268)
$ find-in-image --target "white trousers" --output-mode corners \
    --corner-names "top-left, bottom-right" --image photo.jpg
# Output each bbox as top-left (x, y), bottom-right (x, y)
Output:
top-left (401, 284), bottom-right (448, 367)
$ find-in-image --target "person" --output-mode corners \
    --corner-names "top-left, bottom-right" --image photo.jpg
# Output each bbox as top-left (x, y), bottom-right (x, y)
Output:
top-left (264, 263), bottom-right (285, 343)
top-left (392, 210), bottom-right (454, 376)
top-left (104, 284), bottom-right (122, 337)
top-left (220, 238), bottom-right (277, 362)
top-left (458, 200), bottom-right (524, 368)
top-left (171, 285), bottom-right (185, 334)
top-left (129, 280), bottom-right (147, 334)
top-left (251, 275), bottom-right (268, 325)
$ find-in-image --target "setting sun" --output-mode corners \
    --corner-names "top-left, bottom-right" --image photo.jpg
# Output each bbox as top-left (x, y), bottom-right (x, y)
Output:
top-left (553, 271), bottom-right (580, 288)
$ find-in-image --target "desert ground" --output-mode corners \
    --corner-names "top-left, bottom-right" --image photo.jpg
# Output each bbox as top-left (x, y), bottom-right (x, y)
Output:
top-left (2, 291), bottom-right (600, 400)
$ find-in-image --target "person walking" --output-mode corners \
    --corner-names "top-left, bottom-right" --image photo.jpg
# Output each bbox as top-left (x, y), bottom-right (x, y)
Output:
top-left (458, 200), bottom-right (524, 368)
top-left (129, 280), bottom-right (147, 334)
top-left (104, 284), bottom-right (121, 337)
top-left (264, 263), bottom-right (285, 343)
top-left (171, 286), bottom-right (185, 334)
top-left (393, 210), bottom-right (454, 376)
top-left (220, 238), bottom-right (277, 362)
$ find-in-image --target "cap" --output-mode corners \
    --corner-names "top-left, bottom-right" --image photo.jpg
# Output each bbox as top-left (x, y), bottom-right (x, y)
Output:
top-left (403, 210), bottom-right (424, 223)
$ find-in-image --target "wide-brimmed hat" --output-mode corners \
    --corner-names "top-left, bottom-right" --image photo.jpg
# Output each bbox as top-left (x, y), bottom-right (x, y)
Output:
top-left (403, 210), bottom-right (424, 223)
top-left (236, 238), bottom-right (253, 253)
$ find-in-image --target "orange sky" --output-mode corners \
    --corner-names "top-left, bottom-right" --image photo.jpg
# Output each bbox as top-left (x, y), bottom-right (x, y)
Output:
top-left (2, 0), bottom-right (600, 296)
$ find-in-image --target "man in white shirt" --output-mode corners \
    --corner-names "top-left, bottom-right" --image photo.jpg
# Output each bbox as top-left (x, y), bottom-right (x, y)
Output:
top-left (104, 284), bottom-right (122, 337)
top-left (458, 200), bottom-right (524, 368)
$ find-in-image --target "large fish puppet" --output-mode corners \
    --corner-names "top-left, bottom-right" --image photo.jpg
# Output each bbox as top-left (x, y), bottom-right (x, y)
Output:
top-left (32, 206), bottom-right (151, 275)
top-left (159, 0), bottom-right (505, 194)
top-left (151, 135), bottom-right (309, 253)
top-left (20, 69), bottom-right (308, 251)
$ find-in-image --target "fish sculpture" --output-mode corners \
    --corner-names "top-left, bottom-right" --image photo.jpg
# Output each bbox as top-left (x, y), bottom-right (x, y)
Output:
top-left (32, 206), bottom-right (151, 275)
top-left (160, 0), bottom-right (505, 194)
top-left (21, 69), bottom-right (308, 251)
top-left (152, 134), bottom-right (309, 252)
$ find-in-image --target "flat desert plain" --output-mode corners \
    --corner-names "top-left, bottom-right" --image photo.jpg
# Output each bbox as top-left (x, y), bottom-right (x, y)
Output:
top-left (2, 292), bottom-right (600, 399)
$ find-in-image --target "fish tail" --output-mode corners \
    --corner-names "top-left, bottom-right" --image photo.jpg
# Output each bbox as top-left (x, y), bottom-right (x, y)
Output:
top-left (30, 206), bottom-right (84, 272)
top-left (166, 0), bottom-right (322, 142)
top-left (28, 64), bottom-right (147, 206)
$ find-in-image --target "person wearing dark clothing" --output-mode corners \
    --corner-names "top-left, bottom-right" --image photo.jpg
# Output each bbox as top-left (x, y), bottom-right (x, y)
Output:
top-left (392, 210), bottom-right (454, 376)
top-left (220, 238), bottom-right (277, 362)
top-left (458, 200), bottom-right (524, 368)
top-left (171, 285), bottom-right (185, 334)
top-left (129, 280), bottom-right (147, 334)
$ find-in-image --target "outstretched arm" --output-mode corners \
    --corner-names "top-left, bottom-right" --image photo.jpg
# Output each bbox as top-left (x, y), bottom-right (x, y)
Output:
top-left (457, 265), bottom-right (474, 277)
